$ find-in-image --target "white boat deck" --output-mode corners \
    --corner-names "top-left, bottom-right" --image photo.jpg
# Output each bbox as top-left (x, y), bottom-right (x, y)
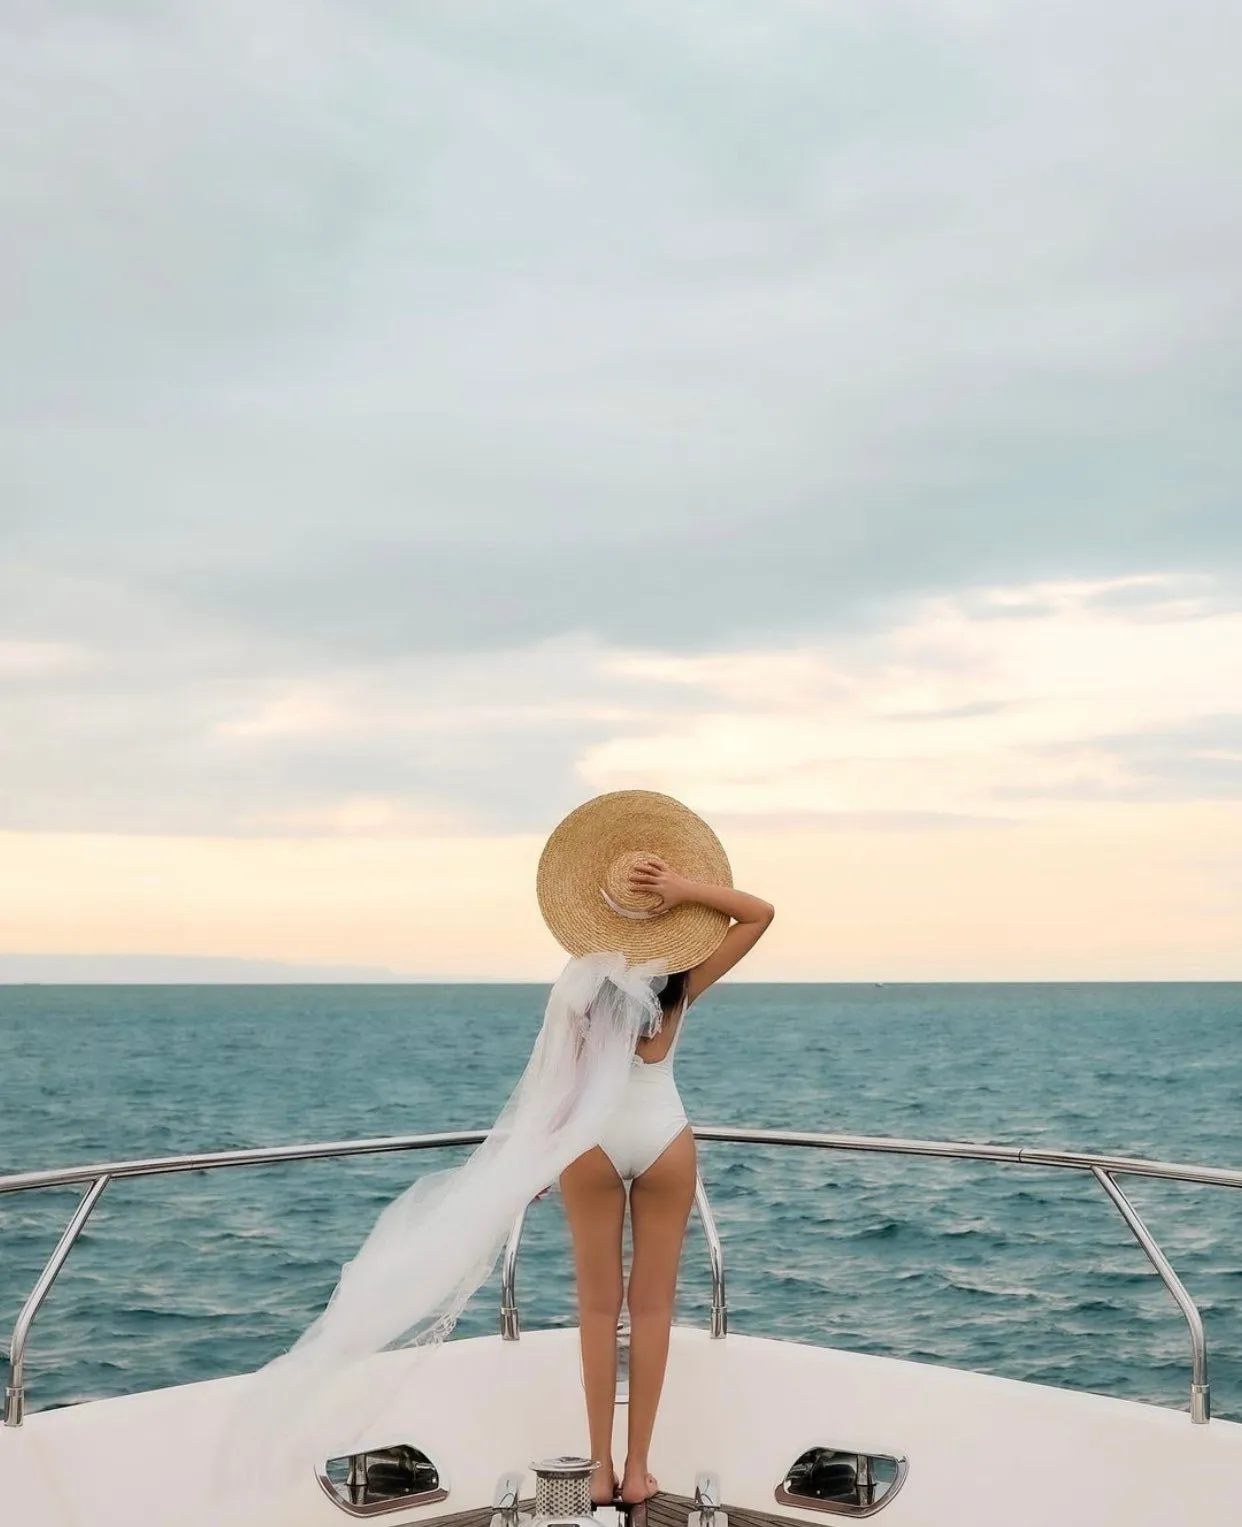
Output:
top-left (3, 1327), bottom-right (1241, 1527)
top-left (4, 1129), bottom-right (1240, 1526)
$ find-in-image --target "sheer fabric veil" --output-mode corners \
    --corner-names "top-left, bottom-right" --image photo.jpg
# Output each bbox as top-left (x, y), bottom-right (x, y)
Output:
top-left (213, 951), bottom-right (665, 1497)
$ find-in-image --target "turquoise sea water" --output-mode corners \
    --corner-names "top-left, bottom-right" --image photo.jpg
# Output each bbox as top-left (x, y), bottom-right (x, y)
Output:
top-left (2, 983), bottom-right (1240, 1420)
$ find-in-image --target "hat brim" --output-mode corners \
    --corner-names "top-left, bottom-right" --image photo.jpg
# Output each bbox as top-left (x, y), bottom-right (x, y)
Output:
top-left (537, 790), bottom-right (732, 969)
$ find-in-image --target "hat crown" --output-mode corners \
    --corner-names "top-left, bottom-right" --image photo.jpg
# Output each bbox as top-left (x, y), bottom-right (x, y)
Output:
top-left (600, 850), bottom-right (663, 915)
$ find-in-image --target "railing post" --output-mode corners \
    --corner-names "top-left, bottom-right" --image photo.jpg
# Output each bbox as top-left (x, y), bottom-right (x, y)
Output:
top-left (5, 1174), bottom-right (111, 1427)
top-left (1091, 1167), bottom-right (1210, 1423)
top-left (500, 1203), bottom-right (528, 1341)
top-left (694, 1173), bottom-right (727, 1338)
top-left (503, 1181), bottom-right (725, 1343)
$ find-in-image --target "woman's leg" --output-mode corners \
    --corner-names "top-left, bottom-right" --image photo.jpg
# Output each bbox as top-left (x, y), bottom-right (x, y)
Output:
top-left (561, 1146), bottom-right (627, 1504)
top-left (622, 1126), bottom-right (696, 1503)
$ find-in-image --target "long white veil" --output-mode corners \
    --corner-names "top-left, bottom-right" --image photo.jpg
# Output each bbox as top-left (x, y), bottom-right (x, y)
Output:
top-left (213, 951), bottom-right (665, 1496)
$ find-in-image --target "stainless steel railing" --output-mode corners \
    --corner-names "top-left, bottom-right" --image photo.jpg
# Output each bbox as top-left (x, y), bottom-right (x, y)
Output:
top-left (4, 1127), bottom-right (1240, 1428)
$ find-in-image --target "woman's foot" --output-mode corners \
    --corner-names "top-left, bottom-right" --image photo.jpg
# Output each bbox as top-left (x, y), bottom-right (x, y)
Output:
top-left (620, 1463), bottom-right (658, 1504)
top-left (590, 1462), bottom-right (620, 1507)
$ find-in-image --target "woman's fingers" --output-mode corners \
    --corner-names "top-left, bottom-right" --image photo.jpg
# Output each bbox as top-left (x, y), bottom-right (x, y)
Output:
top-left (630, 857), bottom-right (673, 906)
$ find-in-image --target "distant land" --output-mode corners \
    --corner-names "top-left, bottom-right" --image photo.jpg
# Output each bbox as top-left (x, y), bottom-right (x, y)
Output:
top-left (1, 955), bottom-right (1236, 986)
top-left (0, 954), bottom-right (415, 984)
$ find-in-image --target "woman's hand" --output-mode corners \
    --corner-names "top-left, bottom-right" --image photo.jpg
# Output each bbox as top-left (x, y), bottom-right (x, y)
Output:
top-left (628, 855), bottom-right (692, 911)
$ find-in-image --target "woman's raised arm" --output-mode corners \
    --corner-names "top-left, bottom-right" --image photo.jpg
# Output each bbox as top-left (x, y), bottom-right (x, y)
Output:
top-left (628, 857), bottom-right (774, 1003)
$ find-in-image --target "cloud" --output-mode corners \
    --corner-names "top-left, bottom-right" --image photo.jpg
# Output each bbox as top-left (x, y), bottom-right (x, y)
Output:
top-left (1081, 715), bottom-right (1242, 803)
top-left (3, 1), bottom-right (1241, 880)
top-left (213, 687), bottom-right (353, 741)
top-left (3, 0), bottom-right (1242, 671)
top-left (241, 796), bottom-right (468, 837)
top-left (2, 571), bottom-right (1239, 838)
top-left (0, 630), bottom-right (670, 833)
top-left (580, 575), bottom-right (1242, 820)
top-left (0, 641), bottom-right (93, 679)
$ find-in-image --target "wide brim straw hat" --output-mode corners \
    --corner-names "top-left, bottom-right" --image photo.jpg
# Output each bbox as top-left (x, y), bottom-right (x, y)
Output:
top-left (537, 790), bottom-right (732, 970)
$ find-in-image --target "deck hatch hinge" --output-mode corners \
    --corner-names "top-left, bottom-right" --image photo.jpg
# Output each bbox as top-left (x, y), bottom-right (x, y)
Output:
top-left (690, 1471), bottom-right (726, 1527)
top-left (492, 1471), bottom-right (525, 1527)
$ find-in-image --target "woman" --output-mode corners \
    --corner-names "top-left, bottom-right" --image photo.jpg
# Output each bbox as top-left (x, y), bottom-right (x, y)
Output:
top-left (220, 790), bottom-right (767, 1500)
top-left (559, 855), bottom-right (774, 1506)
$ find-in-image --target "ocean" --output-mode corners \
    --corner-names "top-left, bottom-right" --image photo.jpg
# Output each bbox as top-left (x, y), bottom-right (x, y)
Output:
top-left (2, 983), bottom-right (1240, 1420)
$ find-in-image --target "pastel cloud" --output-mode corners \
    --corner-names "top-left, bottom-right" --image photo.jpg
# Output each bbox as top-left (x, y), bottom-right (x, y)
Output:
top-left (2, 574), bottom-right (1239, 979)
top-left (586, 576), bottom-right (1242, 821)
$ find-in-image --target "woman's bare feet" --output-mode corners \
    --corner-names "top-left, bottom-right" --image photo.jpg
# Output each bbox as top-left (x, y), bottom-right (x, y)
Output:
top-left (590, 1461), bottom-right (620, 1506)
top-left (620, 1462), bottom-right (658, 1504)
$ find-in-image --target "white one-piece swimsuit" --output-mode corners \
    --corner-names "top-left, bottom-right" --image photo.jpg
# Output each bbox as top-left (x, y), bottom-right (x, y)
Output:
top-left (596, 1000), bottom-right (691, 1182)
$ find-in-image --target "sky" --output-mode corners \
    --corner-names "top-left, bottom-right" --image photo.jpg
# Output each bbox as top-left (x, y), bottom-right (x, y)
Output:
top-left (2, 0), bottom-right (1240, 980)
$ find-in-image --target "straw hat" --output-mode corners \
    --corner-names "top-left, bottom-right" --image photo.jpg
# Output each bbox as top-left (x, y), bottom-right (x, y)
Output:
top-left (537, 790), bottom-right (732, 969)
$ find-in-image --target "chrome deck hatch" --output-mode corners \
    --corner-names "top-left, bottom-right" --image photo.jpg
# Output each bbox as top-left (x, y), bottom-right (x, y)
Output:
top-left (776, 1445), bottom-right (907, 1518)
top-left (318, 1442), bottom-right (448, 1517)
